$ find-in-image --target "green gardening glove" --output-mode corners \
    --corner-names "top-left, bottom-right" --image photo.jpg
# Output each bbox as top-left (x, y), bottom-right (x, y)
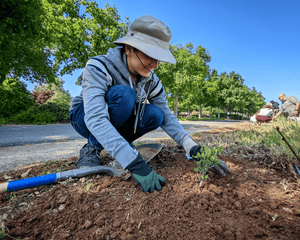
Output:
top-left (190, 145), bottom-right (231, 176)
top-left (126, 153), bottom-right (166, 193)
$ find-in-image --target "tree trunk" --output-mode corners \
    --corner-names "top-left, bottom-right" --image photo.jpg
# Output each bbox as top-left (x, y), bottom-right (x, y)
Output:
top-left (218, 106), bottom-right (221, 118)
top-left (198, 105), bottom-right (202, 119)
top-left (174, 94), bottom-right (178, 117)
top-left (187, 103), bottom-right (191, 119)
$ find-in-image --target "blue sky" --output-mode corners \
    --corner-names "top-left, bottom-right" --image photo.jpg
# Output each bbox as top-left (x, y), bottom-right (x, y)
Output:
top-left (27, 0), bottom-right (300, 106)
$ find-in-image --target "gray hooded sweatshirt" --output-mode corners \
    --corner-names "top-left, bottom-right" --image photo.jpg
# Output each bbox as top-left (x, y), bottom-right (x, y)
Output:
top-left (70, 46), bottom-right (197, 169)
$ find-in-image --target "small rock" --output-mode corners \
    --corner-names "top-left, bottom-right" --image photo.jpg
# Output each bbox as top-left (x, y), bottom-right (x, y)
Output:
top-left (113, 221), bottom-right (121, 228)
top-left (1, 214), bottom-right (8, 221)
top-left (3, 175), bottom-right (12, 180)
top-left (84, 220), bottom-right (93, 229)
top-left (21, 168), bottom-right (32, 178)
top-left (214, 225), bottom-right (222, 235)
top-left (236, 229), bottom-right (245, 240)
top-left (237, 191), bottom-right (246, 198)
top-left (59, 205), bottom-right (65, 211)
top-left (269, 200), bottom-right (278, 209)
top-left (282, 207), bottom-right (292, 213)
top-left (52, 209), bottom-right (58, 214)
top-left (223, 230), bottom-right (234, 238)
top-left (60, 233), bottom-right (70, 238)
top-left (209, 201), bottom-right (215, 208)
top-left (235, 201), bottom-right (243, 210)
top-left (249, 206), bottom-right (261, 214)
top-left (80, 177), bottom-right (86, 183)
top-left (94, 203), bottom-right (100, 208)
top-left (96, 229), bottom-right (103, 234)
top-left (208, 184), bottom-right (222, 194)
top-left (110, 232), bottom-right (119, 239)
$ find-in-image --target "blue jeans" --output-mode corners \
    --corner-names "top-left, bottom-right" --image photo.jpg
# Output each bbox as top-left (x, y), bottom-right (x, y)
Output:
top-left (69, 85), bottom-right (164, 151)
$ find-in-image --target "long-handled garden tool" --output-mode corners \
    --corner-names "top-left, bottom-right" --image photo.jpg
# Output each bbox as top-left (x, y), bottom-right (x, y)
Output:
top-left (275, 126), bottom-right (300, 176)
top-left (0, 143), bottom-right (162, 192)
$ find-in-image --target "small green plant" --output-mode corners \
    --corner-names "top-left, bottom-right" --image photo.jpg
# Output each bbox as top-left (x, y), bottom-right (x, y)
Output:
top-left (85, 180), bottom-right (93, 191)
top-left (0, 222), bottom-right (20, 239)
top-left (45, 160), bottom-right (57, 166)
top-left (193, 146), bottom-right (223, 180)
top-left (272, 213), bottom-right (278, 221)
top-left (6, 192), bottom-right (18, 200)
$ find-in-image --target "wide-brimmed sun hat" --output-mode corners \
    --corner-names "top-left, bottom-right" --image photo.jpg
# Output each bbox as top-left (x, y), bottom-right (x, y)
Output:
top-left (114, 15), bottom-right (176, 64)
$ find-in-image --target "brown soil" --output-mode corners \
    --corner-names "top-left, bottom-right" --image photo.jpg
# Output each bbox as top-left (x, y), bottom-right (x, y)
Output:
top-left (1, 122), bottom-right (300, 240)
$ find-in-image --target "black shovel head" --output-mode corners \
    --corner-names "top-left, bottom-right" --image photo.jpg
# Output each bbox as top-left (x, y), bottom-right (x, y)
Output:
top-left (135, 143), bottom-right (163, 163)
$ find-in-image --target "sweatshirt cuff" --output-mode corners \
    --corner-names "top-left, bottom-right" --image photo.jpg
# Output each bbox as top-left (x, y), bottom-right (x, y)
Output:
top-left (182, 136), bottom-right (198, 156)
top-left (115, 144), bottom-right (139, 169)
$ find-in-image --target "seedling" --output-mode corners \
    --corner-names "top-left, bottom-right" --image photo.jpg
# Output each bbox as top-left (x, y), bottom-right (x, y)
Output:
top-left (0, 222), bottom-right (19, 239)
top-left (85, 180), bottom-right (93, 191)
top-left (45, 160), bottom-right (57, 166)
top-left (193, 146), bottom-right (223, 180)
top-left (272, 213), bottom-right (278, 221)
top-left (6, 192), bottom-right (18, 200)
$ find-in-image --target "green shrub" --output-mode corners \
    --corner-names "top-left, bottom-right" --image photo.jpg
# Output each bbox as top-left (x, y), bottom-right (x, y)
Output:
top-left (8, 107), bottom-right (56, 124)
top-left (0, 78), bottom-right (35, 118)
top-left (0, 117), bottom-right (5, 126)
top-left (37, 102), bottom-right (70, 122)
top-left (215, 113), bottom-right (227, 118)
top-left (230, 114), bottom-right (242, 120)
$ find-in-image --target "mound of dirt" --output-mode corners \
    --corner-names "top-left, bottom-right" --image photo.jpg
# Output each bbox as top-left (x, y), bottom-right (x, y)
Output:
top-left (0, 127), bottom-right (300, 239)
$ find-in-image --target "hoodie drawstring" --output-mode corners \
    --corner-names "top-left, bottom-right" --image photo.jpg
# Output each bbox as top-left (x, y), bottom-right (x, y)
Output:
top-left (128, 78), bottom-right (153, 134)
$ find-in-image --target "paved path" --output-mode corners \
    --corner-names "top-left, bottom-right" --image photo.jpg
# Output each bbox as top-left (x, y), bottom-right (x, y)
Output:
top-left (0, 120), bottom-right (243, 173)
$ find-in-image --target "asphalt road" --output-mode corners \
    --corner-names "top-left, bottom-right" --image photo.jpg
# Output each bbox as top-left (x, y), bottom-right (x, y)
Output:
top-left (0, 120), bottom-right (244, 173)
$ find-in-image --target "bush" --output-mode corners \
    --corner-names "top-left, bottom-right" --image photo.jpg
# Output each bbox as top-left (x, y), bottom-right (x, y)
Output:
top-left (37, 102), bottom-right (70, 122)
top-left (215, 113), bottom-right (227, 118)
top-left (0, 78), bottom-right (35, 118)
top-left (0, 117), bottom-right (5, 126)
top-left (230, 114), bottom-right (242, 120)
top-left (8, 107), bottom-right (56, 124)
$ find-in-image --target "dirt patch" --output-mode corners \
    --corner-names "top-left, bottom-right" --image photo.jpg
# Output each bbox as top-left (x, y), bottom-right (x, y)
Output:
top-left (1, 125), bottom-right (300, 239)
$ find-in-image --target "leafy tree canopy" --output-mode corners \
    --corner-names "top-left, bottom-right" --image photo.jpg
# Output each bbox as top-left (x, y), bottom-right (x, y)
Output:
top-left (0, 0), bottom-right (128, 85)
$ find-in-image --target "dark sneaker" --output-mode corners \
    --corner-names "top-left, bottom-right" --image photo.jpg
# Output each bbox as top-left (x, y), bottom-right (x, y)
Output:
top-left (129, 142), bottom-right (136, 149)
top-left (77, 143), bottom-right (102, 169)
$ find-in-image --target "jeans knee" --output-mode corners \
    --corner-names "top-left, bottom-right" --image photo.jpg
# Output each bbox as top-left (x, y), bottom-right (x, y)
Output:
top-left (106, 85), bottom-right (136, 110)
top-left (146, 106), bottom-right (164, 129)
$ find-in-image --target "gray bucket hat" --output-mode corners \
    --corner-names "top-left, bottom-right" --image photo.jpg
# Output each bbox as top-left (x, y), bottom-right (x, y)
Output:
top-left (114, 15), bottom-right (176, 64)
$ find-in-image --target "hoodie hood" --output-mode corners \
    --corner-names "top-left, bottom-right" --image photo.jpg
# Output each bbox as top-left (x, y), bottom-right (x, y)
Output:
top-left (104, 46), bottom-right (154, 85)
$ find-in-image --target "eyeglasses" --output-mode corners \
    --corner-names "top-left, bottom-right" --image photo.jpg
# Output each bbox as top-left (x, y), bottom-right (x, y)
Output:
top-left (133, 49), bottom-right (160, 71)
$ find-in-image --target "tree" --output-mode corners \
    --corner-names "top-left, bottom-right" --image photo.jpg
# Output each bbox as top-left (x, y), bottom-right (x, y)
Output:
top-left (0, 78), bottom-right (35, 118)
top-left (0, 0), bottom-right (128, 85)
top-left (205, 70), bottom-right (222, 117)
top-left (155, 43), bottom-right (210, 117)
top-left (48, 0), bottom-right (129, 81)
top-left (187, 45), bottom-right (211, 118)
top-left (0, 0), bottom-right (56, 84)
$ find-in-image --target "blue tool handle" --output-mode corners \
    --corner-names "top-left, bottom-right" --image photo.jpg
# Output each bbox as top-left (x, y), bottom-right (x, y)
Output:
top-left (7, 173), bottom-right (57, 192)
top-left (294, 164), bottom-right (300, 176)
